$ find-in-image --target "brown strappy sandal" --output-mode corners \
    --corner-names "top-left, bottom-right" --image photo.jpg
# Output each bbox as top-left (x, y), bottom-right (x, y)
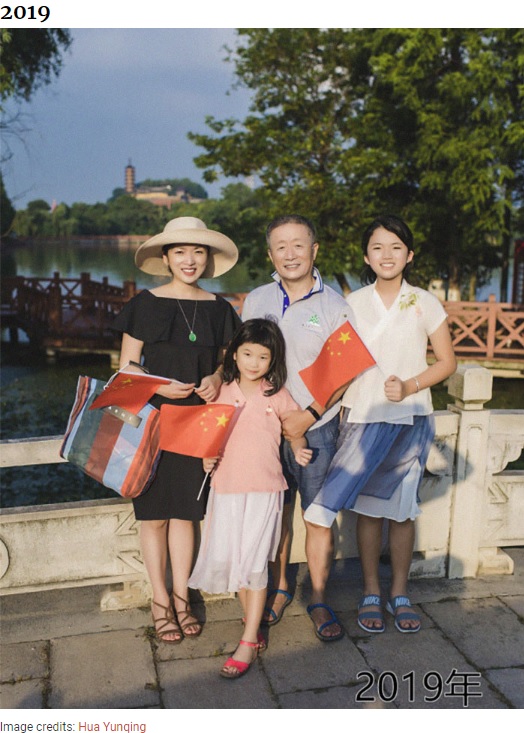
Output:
top-left (151, 600), bottom-right (183, 644)
top-left (172, 592), bottom-right (203, 638)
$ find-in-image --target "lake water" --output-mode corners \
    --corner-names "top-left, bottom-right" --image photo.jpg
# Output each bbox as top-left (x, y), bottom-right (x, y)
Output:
top-left (1, 237), bottom-right (271, 293)
top-left (0, 349), bottom-right (120, 507)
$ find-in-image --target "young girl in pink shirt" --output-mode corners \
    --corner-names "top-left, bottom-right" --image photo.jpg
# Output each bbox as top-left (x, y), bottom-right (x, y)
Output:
top-left (189, 319), bottom-right (312, 678)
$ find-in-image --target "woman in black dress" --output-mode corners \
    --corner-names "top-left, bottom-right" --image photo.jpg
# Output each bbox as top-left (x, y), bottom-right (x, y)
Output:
top-left (113, 217), bottom-right (240, 643)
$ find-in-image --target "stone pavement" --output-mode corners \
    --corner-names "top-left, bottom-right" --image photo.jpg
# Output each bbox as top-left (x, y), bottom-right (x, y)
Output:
top-left (1, 549), bottom-right (523, 710)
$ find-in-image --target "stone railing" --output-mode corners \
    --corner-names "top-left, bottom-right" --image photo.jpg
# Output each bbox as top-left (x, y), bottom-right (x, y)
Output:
top-left (0, 365), bottom-right (522, 610)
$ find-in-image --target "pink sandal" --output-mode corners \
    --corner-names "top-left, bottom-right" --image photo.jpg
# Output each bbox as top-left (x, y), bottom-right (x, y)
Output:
top-left (220, 640), bottom-right (258, 679)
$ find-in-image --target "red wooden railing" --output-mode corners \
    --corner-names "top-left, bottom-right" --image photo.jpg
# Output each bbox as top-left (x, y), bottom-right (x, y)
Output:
top-left (2, 275), bottom-right (523, 362)
top-left (445, 295), bottom-right (524, 360)
top-left (1, 274), bottom-right (247, 346)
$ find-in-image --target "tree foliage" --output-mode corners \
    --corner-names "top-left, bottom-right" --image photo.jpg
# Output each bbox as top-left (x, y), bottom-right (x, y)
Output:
top-left (137, 178), bottom-right (208, 200)
top-left (352, 29), bottom-right (524, 298)
top-left (189, 29), bottom-right (524, 297)
top-left (0, 29), bottom-right (72, 104)
top-left (13, 196), bottom-right (164, 237)
top-left (11, 184), bottom-right (267, 272)
top-left (1, 29), bottom-right (72, 167)
top-left (0, 172), bottom-right (16, 236)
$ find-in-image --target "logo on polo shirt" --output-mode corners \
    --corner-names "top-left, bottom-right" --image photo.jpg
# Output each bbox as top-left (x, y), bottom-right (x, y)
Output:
top-left (304, 314), bottom-right (321, 330)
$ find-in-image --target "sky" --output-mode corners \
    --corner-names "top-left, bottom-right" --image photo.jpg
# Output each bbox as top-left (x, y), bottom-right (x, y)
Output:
top-left (2, 28), bottom-right (253, 208)
top-left (1, 4), bottom-right (520, 211)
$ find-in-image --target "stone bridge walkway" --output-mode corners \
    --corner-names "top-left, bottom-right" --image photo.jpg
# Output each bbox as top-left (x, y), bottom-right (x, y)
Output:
top-left (1, 550), bottom-right (523, 710)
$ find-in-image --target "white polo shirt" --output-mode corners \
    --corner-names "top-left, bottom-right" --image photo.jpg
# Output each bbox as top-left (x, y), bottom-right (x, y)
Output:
top-left (242, 269), bottom-right (352, 430)
top-left (341, 281), bottom-right (448, 424)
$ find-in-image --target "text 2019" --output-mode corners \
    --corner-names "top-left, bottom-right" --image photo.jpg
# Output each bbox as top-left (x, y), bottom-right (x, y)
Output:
top-left (1, 5), bottom-right (50, 21)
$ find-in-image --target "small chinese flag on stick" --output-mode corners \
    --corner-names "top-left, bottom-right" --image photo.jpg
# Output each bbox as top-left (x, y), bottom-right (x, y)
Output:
top-left (159, 403), bottom-right (237, 458)
top-left (299, 321), bottom-right (375, 407)
top-left (89, 371), bottom-right (171, 415)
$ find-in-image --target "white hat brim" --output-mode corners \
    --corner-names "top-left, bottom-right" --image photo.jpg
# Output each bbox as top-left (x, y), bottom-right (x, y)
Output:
top-left (135, 223), bottom-right (238, 278)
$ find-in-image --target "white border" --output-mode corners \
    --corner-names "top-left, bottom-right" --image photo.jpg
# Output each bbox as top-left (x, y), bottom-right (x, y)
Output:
top-left (0, 2), bottom-right (522, 29)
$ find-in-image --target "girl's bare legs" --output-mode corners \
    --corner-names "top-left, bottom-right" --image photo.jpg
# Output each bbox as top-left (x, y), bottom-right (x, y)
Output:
top-left (140, 520), bottom-right (182, 642)
top-left (231, 587), bottom-right (266, 665)
top-left (389, 518), bottom-right (419, 630)
top-left (167, 518), bottom-right (201, 635)
top-left (356, 514), bottom-right (384, 630)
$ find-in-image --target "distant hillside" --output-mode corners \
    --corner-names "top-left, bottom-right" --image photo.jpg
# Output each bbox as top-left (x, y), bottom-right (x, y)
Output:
top-left (137, 178), bottom-right (208, 199)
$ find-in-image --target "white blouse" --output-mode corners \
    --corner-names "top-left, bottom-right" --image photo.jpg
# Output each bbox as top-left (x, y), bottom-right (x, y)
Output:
top-left (341, 280), bottom-right (447, 424)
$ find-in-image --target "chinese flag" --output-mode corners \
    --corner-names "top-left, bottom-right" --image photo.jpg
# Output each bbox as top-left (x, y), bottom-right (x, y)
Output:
top-left (89, 371), bottom-right (171, 415)
top-left (159, 403), bottom-right (237, 458)
top-left (299, 321), bottom-right (376, 407)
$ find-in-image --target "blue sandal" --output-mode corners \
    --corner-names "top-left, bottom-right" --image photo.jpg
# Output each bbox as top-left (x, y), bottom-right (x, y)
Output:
top-left (261, 589), bottom-right (293, 626)
top-left (306, 603), bottom-right (345, 642)
top-left (357, 594), bottom-right (385, 633)
top-left (386, 595), bottom-right (421, 633)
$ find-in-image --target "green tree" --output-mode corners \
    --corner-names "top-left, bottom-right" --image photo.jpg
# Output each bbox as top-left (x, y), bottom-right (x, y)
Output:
top-left (1, 29), bottom-right (72, 166)
top-left (108, 187), bottom-right (127, 202)
top-left (137, 178), bottom-right (208, 200)
top-left (349, 28), bottom-right (523, 298)
top-left (49, 203), bottom-right (75, 237)
top-left (105, 196), bottom-right (164, 235)
top-left (68, 202), bottom-right (109, 235)
top-left (0, 173), bottom-right (16, 236)
top-left (0, 29), bottom-right (72, 104)
top-left (190, 29), bottom-right (524, 297)
top-left (190, 29), bottom-right (361, 293)
top-left (12, 198), bottom-right (51, 236)
top-left (9, 185), bottom-right (269, 260)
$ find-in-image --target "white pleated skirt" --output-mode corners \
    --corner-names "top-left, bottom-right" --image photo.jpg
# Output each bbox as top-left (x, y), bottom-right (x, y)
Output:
top-left (188, 488), bottom-right (284, 594)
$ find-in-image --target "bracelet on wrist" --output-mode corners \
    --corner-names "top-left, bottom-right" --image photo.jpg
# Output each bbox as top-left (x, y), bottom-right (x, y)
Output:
top-left (128, 360), bottom-right (149, 373)
top-left (413, 377), bottom-right (420, 393)
top-left (306, 405), bottom-right (321, 422)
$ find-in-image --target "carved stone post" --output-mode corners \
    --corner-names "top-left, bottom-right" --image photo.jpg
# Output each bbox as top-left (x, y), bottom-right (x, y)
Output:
top-left (447, 365), bottom-right (493, 578)
top-left (480, 412), bottom-right (523, 575)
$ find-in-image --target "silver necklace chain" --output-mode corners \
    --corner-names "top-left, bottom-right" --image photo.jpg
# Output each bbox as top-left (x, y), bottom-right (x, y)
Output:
top-left (176, 299), bottom-right (198, 342)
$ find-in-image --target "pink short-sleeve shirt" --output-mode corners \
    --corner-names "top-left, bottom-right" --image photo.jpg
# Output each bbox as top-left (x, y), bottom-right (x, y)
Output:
top-left (210, 380), bottom-right (299, 494)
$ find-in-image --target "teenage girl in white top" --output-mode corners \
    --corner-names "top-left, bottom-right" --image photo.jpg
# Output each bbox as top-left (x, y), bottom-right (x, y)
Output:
top-left (304, 214), bottom-right (456, 633)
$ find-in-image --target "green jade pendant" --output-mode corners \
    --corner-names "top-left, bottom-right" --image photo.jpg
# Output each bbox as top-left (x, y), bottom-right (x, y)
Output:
top-left (189, 332), bottom-right (197, 342)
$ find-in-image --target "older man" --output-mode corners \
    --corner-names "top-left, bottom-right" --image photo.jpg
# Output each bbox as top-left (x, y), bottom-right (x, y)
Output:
top-left (242, 214), bottom-right (350, 641)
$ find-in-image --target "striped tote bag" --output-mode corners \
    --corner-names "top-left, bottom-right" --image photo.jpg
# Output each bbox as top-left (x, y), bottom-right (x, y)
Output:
top-left (60, 375), bottom-right (161, 498)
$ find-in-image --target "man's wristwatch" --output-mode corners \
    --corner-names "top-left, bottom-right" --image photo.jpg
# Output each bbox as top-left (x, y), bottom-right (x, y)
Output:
top-left (305, 405), bottom-right (321, 422)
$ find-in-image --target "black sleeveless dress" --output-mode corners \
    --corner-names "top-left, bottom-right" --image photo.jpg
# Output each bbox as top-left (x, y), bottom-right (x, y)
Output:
top-left (112, 290), bottom-right (241, 521)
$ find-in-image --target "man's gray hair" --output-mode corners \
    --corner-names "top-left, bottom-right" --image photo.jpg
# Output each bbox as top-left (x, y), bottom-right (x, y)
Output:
top-left (266, 215), bottom-right (317, 246)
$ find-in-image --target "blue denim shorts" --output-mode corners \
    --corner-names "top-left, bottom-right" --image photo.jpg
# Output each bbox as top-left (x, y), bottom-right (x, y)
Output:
top-left (281, 414), bottom-right (340, 511)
